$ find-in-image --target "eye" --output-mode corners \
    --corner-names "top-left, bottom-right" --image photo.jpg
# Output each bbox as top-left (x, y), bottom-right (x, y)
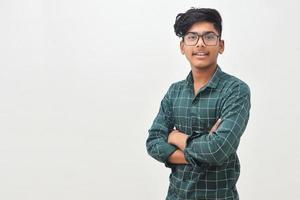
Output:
top-left (204, 33), bottom-right (217, 40)
top-left (185, 33), bottom-right (198, 40)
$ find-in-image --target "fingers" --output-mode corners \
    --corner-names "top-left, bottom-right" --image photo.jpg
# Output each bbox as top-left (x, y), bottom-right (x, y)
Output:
top-left (215, 118), bottom-right (222, 129)
top-left (210, 118), bottom-right (222, 134)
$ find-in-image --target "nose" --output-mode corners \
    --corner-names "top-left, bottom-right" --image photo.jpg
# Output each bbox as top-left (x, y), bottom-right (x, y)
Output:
top-left (196, 36), bottom-right (205, 47)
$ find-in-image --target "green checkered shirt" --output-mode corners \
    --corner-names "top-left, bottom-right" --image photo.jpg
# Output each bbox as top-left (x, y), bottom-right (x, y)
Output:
top-left (146, 65), bottom-right (251, 200)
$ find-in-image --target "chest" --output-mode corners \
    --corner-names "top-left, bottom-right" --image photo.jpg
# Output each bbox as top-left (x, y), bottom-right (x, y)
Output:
top-left (171, 88), bottom-right (223, 135)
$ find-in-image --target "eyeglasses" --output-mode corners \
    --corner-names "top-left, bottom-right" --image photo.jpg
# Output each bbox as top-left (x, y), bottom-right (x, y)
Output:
top-left (183, 32), bottom-right (220, 46)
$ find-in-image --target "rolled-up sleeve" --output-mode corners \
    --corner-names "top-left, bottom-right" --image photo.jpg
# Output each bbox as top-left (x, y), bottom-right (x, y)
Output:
top-left (184, 82), bottom-right (251, 166)
top-left (146, 85), bottom-right (177, 165)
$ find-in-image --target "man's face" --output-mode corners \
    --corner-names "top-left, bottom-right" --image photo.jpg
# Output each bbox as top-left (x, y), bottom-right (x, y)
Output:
top-left (180, 22), bottom-right (224, 70)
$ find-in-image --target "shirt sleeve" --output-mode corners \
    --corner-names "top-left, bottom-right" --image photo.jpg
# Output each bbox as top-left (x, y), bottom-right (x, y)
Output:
top-left (184, 82), bottom-right (251, 166)
top-left (146, 85), bottom-right (177, 167)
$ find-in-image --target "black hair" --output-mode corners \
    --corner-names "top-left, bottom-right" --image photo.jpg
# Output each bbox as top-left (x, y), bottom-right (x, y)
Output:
top-left (174, 8), bottom-right (222, 38)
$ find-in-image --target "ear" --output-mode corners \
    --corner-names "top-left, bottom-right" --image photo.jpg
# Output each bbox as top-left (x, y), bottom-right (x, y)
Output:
top-left (180, 40), bottom-right (185, 55)
top-left (218, 40), bottom-right (225, 54)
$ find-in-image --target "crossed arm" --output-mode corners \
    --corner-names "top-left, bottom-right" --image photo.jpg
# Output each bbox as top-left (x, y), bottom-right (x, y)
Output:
top-left (146, 83), bottom-right (250, 167)
top-left (167, 119), bottom-right (221, 164)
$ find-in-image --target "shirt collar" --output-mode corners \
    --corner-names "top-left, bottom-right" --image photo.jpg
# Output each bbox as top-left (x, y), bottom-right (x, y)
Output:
top-left (186, 65), bottom-right (222, 89)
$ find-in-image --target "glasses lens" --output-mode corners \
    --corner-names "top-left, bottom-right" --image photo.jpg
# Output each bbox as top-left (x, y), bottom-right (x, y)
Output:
top-left (184, 33), bottom-right (198, 46)
top-left (203, 33), bottom-right (218, 46)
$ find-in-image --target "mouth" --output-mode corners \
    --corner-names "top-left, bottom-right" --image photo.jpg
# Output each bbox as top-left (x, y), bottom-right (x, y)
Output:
top-left (192, 51), bottom-right (209, 59)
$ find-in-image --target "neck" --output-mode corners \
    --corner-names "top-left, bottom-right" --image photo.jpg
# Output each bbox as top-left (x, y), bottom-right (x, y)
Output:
top-left (191, 64), bottom-right (217, 86)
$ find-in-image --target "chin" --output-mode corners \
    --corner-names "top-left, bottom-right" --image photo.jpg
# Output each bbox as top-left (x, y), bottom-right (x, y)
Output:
top-left (192, 63), bottom-right (212, 70)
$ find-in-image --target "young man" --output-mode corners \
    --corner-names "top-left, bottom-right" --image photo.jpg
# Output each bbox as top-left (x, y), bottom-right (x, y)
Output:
top-left (146, 8), bottom-right (251, 200)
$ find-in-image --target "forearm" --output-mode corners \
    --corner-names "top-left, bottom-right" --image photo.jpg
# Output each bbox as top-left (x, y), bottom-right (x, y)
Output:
top-left (168, 149), bottom-right (188, 164)
top-left (146, 135), bottom-right (177, 163)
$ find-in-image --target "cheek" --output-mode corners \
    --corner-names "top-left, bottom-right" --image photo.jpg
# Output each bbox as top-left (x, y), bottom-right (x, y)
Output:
top-left (186, 51), bottom-right (194, 61)
top-left (209, 49), bottom-right (220, 58)
top-left (182, 48), bottom-right (192, 57)
top-left (187, 50), bottom-right (193, 56)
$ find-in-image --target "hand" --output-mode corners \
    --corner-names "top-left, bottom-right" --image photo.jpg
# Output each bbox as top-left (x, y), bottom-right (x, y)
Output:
top-left (209, 118), bottom-right (221, 135)
top-left (168, 130), bottom-right (188, 151)
top-left (168, 150), bottom-right (188, 164)
top-left (167, 129), bottom-right (182, 144)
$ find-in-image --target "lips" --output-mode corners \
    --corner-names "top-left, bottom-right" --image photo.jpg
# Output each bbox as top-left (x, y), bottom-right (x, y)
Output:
top-left (192, 51), bottom-right (209, 59)
top-left (192, 51), bottom-right (209, 56)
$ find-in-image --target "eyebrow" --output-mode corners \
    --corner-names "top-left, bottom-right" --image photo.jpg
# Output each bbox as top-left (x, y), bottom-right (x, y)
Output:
top-left (187, 31), bottom-right (218, 35)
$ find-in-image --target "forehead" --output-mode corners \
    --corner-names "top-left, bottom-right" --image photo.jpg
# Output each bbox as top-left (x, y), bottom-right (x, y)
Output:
top-left (187, 22), bottom-right (218, 34)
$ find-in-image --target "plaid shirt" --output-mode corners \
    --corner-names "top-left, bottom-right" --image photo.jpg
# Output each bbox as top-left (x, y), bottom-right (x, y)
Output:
top-left (146, 66), bottom-right (251, 200)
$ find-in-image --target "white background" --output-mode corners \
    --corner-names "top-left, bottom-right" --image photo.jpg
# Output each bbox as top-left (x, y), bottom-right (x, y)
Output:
top-left (0, 0), bottom-right (299, 199)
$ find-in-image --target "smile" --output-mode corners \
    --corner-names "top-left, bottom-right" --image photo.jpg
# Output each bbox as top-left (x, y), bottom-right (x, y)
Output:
top-left (192, 51), bottom-right (209, 56)
top-left (192, 51), bottom-right (209, 59)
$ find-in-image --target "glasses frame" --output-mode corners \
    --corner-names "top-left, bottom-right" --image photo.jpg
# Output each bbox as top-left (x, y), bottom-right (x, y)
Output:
top-left (183, 31), bottom-right (221, 46)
